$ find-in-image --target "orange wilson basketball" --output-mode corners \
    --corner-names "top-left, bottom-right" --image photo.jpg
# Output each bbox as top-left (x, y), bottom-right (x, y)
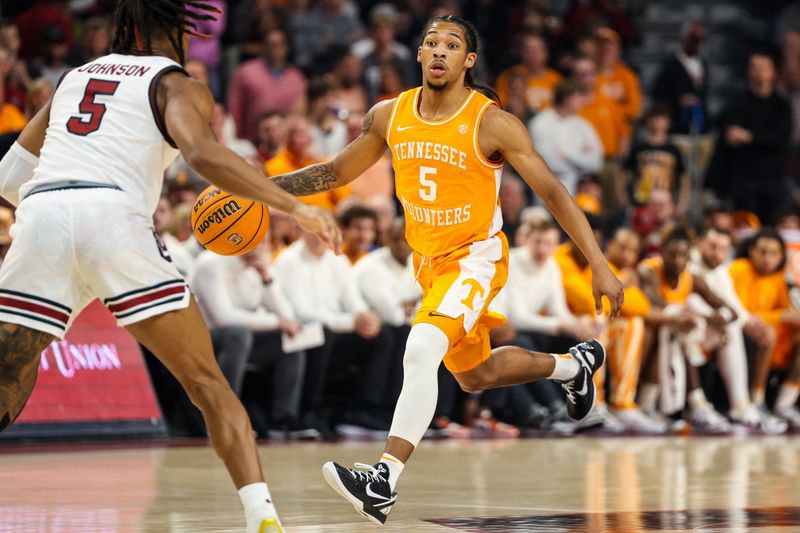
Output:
top-left (191, 186), bottom-right (269, 256)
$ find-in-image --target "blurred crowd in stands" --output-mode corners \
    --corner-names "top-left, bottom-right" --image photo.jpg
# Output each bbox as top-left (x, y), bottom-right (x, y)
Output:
top-left (5, 0), bottom-right (800, 441)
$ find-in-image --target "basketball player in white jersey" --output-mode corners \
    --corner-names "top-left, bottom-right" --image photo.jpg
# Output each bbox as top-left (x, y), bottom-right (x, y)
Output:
top-left (0, 2), bottom-right (340, 532)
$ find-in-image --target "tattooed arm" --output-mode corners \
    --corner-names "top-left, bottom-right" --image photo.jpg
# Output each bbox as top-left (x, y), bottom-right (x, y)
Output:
top-left (270, 100), bottom-right (393, 196)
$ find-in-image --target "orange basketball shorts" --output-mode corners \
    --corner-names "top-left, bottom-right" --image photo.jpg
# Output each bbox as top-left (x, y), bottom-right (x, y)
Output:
top-left (412, 232), bottom-right (509, 374)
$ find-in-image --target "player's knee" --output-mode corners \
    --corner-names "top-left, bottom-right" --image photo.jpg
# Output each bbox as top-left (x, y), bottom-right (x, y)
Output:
top-left (403, 326), bottom-right (447, 376)
top-left (182, 369), bottom-right (233, 413)
top-left (456, 367), bottom-right (493, 393)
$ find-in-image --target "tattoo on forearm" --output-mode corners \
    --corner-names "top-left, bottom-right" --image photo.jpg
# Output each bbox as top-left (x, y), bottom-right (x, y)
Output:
top-left (0, 323), bottom-right (54, 432)
top-left (271, 106), bottom-right (377, 197)
top-left (271, 162), bottom-right (337, 196)
top-left (358, 106), bottom-right (375, 141)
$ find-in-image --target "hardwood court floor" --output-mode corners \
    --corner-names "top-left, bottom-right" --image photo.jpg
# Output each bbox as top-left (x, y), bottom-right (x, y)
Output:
top-left (1, 436), bottom-right (800, 532)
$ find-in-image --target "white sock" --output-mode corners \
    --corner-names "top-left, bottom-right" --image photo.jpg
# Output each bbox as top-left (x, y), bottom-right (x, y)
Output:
top-left (687, 388), bottom-right (708, 411)
top-left (775, 382), bottom-right (800, 410)
top-left (379, 453), bottom-right (405, 492)
top-left (239, 482), bottom-right (277, 522)
top-left (548, 352), bottom-right (581, 382)
top-left (638, 383), bottom-right (659, 412)
top-left (389, 323), bottom-right (449, 447)
top-left (752, 388), bottom-right (766, 407)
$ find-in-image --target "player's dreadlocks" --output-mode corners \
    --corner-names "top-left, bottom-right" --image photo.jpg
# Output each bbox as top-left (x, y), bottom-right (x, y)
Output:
top-left (111, 0), bottom-right (220, 65)
top-left (420, 15), bottom-right (501, 106)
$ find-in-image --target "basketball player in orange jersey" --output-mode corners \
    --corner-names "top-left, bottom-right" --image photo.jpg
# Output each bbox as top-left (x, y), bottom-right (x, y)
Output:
top-left (269, 15), bottom-right (624, 524)
top-left (0, 2), bottom-right (340, 532)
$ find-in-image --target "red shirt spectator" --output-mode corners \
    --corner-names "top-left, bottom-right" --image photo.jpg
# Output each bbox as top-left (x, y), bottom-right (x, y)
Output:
top-left (15, 0), bottom-right (73, 61)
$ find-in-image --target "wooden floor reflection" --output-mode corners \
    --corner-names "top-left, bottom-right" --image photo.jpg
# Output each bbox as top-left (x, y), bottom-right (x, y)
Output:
top-left (1, 436), bottom-right (799, 532)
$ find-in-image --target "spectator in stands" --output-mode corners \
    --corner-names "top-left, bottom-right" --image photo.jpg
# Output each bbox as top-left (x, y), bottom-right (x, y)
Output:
top-left (0, 21), bottom-right (29, 111)
top-left (652, 21), bottom-right (709, 136)
top-left (308, 76), bottom-right (348, 158)
top-left (153, 196), bottom-right (194, 279)
top-left (624, 104), bottom-right (690, 216)
top-left (639, 228), bottom-right (736, 432)
top-left (572, 55), bottom-right (627, 211)
top-left (353, 218), bottom-right (420, 407)
top-left (529, 80), bottom-right (603, 196)
top-left (186, 0), bottom-right (225, 98)
top-left (730, 229), bottom-right (800, 428)
top-left (298, 0), bottom-right (364, 70)
top-left (355, 3), bottom-right (416, 105)
top-left (274, 231), bottom-right (393, 432)
top-left (495, 33), bottom-right (562, 113)
top-left (562, 0), bottom-right (637, 47)
top-left (339, 204), bottom-right (378, 265)
top-left (632, 189), bottom-right (678, 257)
top-left (595, 27), bottom-right (641, 134)
top-left (192, 241), bottom-right (317, 440)
top-left (707, 51), bottom-right (792, 222)
top-left (29, 25), bottom-right (72, 89)
top-left (265, 115), bottom-right (350, 211)
top-left (505, 219), bottom-right (599, 343)
top-left (689, 227), bottom-right (786, 432)
top-left (66, 17), bottom-right (110, 65)
top-left (24, 78), bottom-right (53, 119)
top-left (364, 195), bottom-right (396, 246)
top-left (255, 111), bottom-right (287, 165)
top-left (0, 73), bottom-right (25, 136)
top-left (499, 173), bottom-right (528, 244)
top-left (227, 28), bottom-right (307, 143)
top-left (503, 72), bottom-right (535, 125)
top-left (15, 0), bottom-right (74, 61)
top-left (330, 49), bottom-right (368, 115)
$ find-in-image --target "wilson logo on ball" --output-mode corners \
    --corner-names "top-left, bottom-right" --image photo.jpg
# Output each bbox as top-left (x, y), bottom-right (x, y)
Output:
top-left (191, 185), bottom-right (270, 256)
top-left (195, 200), bottom-right (243, 235)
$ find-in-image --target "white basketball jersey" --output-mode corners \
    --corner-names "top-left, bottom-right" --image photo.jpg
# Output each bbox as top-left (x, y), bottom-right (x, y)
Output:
top-left (21, 53), bottom-right (185, 215)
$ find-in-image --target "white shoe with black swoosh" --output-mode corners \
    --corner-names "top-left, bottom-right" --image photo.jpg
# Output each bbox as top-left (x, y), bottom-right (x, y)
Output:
top-left (562, 339), bottom-right (605, 421)
top-left (322, 461), bottom-right (398, 525)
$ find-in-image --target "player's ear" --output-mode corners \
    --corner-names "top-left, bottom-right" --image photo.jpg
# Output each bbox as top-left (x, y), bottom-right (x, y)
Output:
top-left (417, 46), bottom-right (422, 63)
top-left (465, 52), bottom-right (477, 69)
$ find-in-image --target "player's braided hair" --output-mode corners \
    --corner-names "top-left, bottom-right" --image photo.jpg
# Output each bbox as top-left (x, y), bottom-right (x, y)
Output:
top-left (111, 0), bottom-right (219, 65)
top-left (420, 15), bottom-right (501, 106)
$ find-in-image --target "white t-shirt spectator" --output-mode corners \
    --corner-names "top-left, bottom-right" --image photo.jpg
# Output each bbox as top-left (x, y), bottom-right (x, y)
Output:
top-left (353, 247), bottom-right (420, 326)
top-left (191, 251), bottom-right (295, 331)
top-left (529, 108), bottom-right (603, 196)
top-left (501, 247), bottom-right (576, 335)
top-left (274, 239), bottom-right (369, 332)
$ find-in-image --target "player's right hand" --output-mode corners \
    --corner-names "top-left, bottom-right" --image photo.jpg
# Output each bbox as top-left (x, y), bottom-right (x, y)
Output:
top-left (290, 202), bottom-right (342, 254)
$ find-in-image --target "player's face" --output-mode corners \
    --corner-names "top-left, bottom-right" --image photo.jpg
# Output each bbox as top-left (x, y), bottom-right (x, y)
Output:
top-left (528, 228), bottom-right (559, 264)
top-left (750, 237), bottom-right (783, 275)
top-left (662, 240), bottom-right (690, 277)
top-left (698, 231), bottom-right (731, 269)
top-left (418, 22), bottom-right (476, 91)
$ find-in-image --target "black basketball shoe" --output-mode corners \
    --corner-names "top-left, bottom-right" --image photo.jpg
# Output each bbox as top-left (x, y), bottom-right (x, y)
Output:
top-left (562, 339), bottom-right (605, 421)
top-left (322, 461), bottom-right (398, 525)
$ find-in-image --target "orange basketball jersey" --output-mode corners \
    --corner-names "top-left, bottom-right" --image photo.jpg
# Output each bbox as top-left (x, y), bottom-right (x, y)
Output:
top-left (641, 256), bottom-right (693, 304)
top-left (387, 87), bottom-right (504, 257)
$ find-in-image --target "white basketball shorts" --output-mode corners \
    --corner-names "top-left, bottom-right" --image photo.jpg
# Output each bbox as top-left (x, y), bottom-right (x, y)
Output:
top-left (0, 187), bottom-right (190, 338)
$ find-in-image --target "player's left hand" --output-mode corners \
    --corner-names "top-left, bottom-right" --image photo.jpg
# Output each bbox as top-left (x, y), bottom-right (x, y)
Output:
top-left (291, 203), bottom-right (342, 254)
top-left (592, 264), bottom-right (624, 318)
